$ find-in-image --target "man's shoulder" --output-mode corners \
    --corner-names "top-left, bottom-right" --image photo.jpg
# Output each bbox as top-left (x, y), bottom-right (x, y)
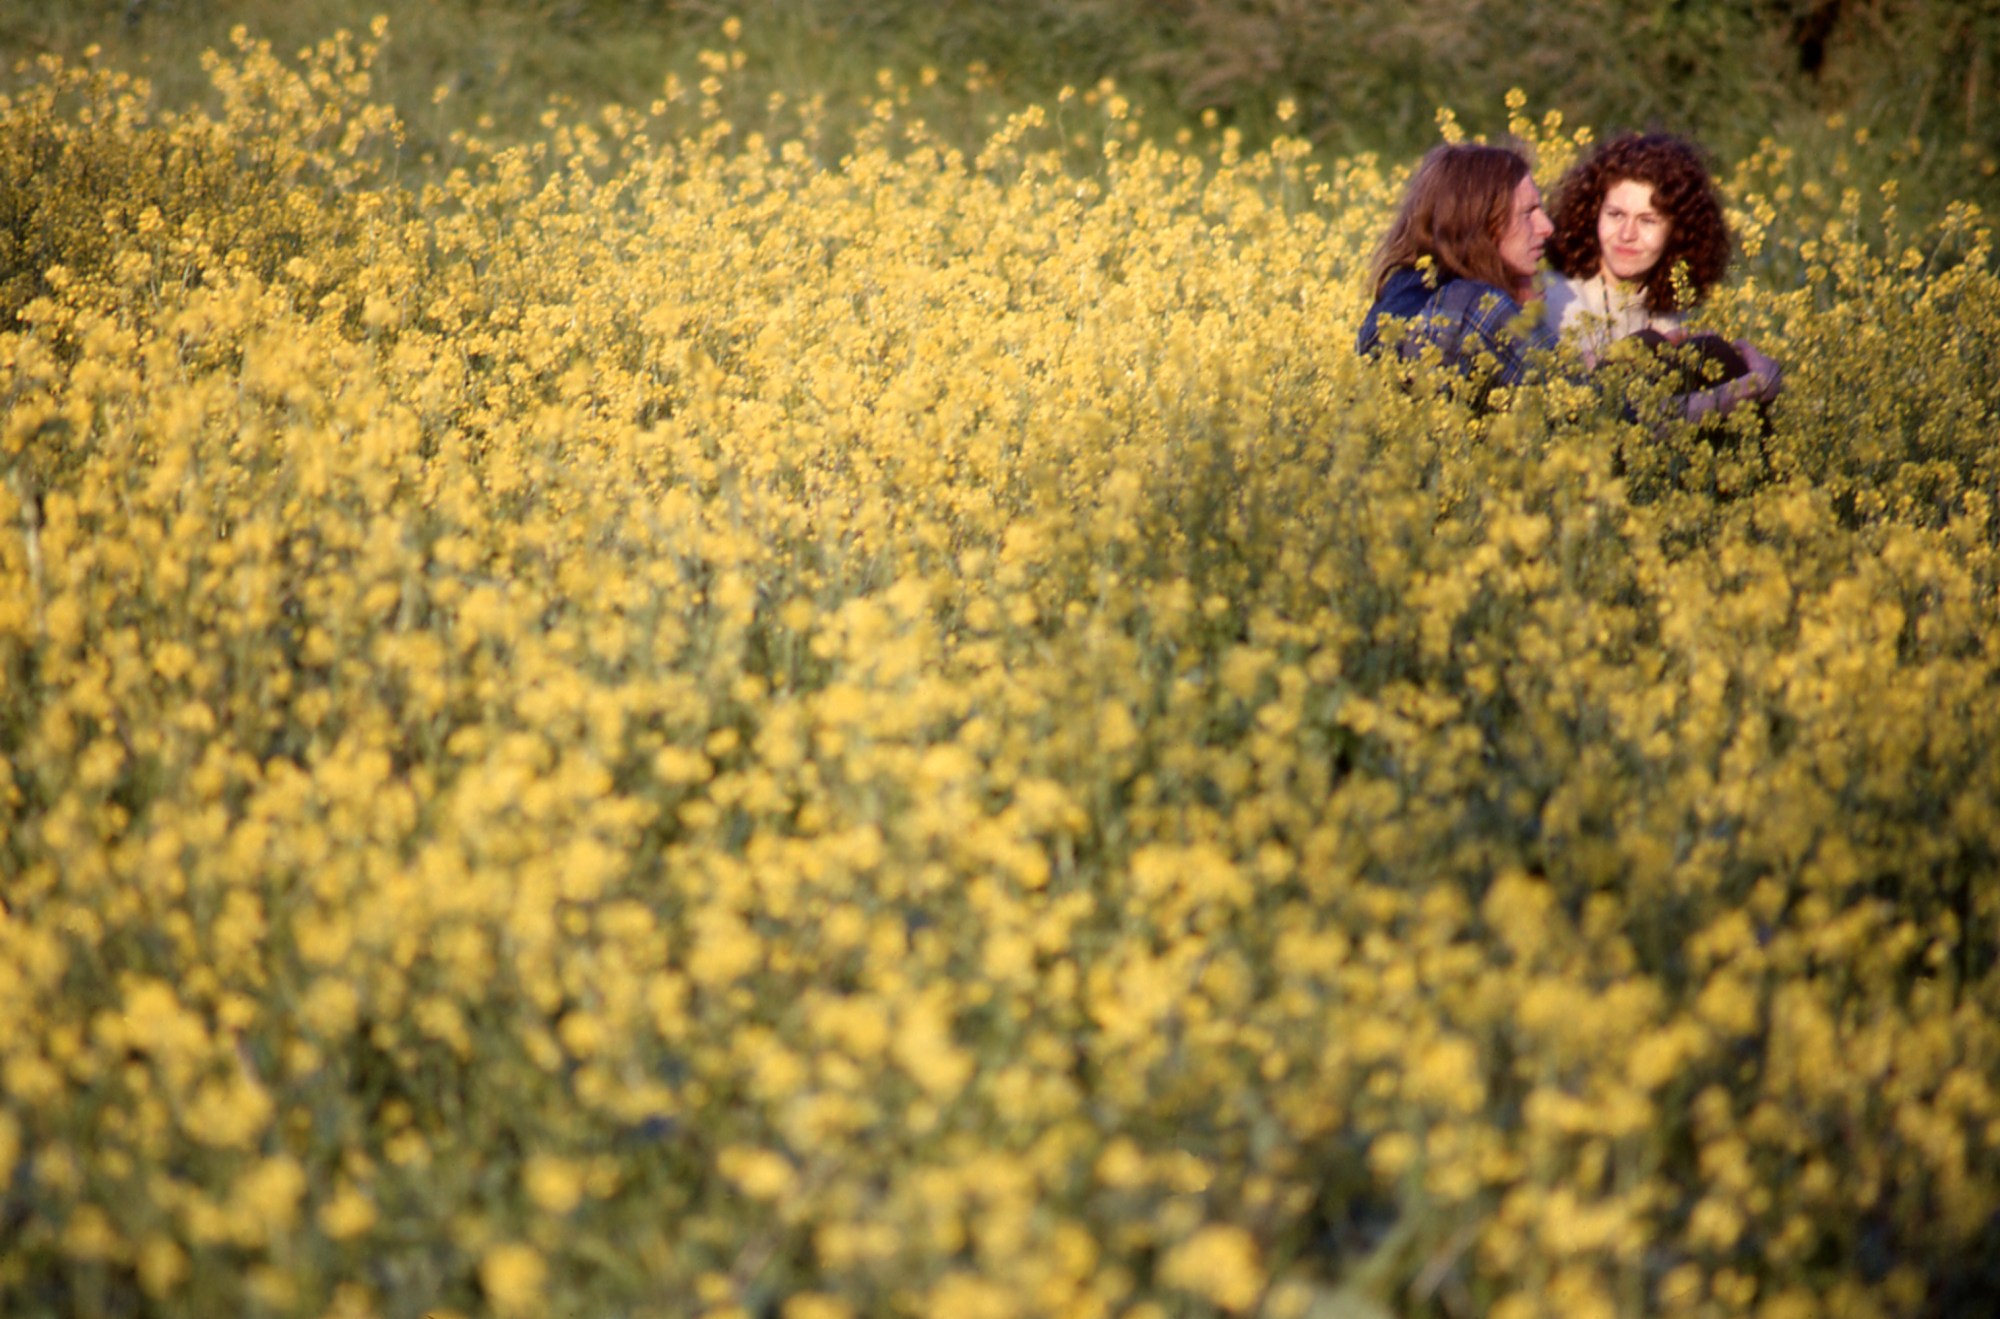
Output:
top-left (1431, 277), bottom-right (1519, 316)
top-left (1430, 280), bottom-right (1547, 347)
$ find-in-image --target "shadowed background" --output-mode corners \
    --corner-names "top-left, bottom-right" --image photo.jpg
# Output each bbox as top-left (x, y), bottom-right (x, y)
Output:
top-left (4, 0), bottom-right (1996, 218)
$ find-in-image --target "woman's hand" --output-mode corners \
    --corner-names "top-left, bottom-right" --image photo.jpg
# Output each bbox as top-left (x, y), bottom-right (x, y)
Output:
top-left (1680, 340), bottom-right (1784, 423)
top-left (1734, 340), bottom-right (1783, 403)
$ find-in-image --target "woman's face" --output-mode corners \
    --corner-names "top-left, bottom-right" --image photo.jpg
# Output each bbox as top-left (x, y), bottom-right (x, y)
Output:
top-left (1597, 178), bottom-right (1670, 282)
top-left (1497, 174), bottom-right (1554, 288)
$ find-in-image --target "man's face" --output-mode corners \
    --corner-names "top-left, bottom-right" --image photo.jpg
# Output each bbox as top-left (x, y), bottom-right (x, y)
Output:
top-left (1497, 174), bottom-right (1554, 287)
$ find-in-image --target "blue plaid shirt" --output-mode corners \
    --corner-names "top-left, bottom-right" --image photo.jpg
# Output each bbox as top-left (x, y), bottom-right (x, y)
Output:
top-left (1357, 267), bottom-right (1563, 390)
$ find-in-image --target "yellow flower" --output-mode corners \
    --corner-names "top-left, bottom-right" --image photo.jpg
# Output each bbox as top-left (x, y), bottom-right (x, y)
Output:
top-left (183, 1071), bottom-right (275, 1150)
top-left (480, 1243), bottom-right (548, 1318)
top-left (60, 1205), bottom-right (122, 1261)
top-left (1160, 1224), bottom-right (1264, 1313)
top-left (136, 1233), bottom-right (189, 1298)
top-left (524, 1155), bottom-right (586, 1215)
top-left (925, 1273), bottom-right (1020, 1319)
top-left (891, 993), bottom-right (973, 1098)
top-left (718, 1146), bottom-right (796, 1201)
top-left (319, 1181), bottom-right (379, 1240)
top-left (781, 1296), bottom-right (854, 1319)
top-left (228, 1155), bottom-right (307, 1243)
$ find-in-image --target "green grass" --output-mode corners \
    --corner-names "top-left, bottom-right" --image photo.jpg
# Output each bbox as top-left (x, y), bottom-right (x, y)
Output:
top-left (5, 0), bottom-right (1996, 225)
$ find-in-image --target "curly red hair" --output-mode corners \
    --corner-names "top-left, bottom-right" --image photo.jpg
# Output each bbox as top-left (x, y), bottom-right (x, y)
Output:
top-left (1547, 133), bottom-right (1733, 314)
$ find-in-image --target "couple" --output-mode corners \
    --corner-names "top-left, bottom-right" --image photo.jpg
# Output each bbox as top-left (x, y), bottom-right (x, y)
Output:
top-left (1356, 134), bottom-right (1782, 423)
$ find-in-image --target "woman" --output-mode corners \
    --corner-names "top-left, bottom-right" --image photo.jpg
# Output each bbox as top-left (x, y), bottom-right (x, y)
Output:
top-left (1356, 142), bottom-right (1558, 394)
top-left (1543, 132), bottom-right (1781, 412)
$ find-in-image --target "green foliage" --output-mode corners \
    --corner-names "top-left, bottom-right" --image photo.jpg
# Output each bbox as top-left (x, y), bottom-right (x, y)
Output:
top-left (6, 0), bottom-right (1997, 222)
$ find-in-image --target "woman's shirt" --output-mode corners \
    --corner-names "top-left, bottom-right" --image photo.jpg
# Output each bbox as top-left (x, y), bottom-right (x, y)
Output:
top-left (1541, 270), bottom-right (1683, 362)
top-left (1357, 266), bottom-right (1562, 389)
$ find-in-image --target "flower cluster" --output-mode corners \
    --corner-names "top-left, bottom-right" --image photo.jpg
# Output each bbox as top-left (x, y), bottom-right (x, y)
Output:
top-left (2, 24), bottom-right (1997, 1319)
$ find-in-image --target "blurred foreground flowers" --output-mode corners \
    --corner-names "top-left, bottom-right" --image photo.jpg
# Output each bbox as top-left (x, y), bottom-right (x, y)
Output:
top-left (2, 23), bottom-right (1999, 1319)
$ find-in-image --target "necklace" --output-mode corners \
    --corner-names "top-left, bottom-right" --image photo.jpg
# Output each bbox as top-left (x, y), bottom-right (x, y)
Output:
top-left (1591, 270), bottom-right (1651, 335)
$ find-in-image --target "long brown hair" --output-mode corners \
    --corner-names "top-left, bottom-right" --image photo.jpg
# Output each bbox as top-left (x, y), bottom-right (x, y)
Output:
top-left (1368, 143), bottom-right (1532, 298)
top-left (1547, 133), bottom-right (1732, 313)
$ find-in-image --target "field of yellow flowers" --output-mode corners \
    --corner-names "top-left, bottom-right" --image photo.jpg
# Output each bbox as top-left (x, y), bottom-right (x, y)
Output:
top-left (3, 21), bottom-right (2000, 1319)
